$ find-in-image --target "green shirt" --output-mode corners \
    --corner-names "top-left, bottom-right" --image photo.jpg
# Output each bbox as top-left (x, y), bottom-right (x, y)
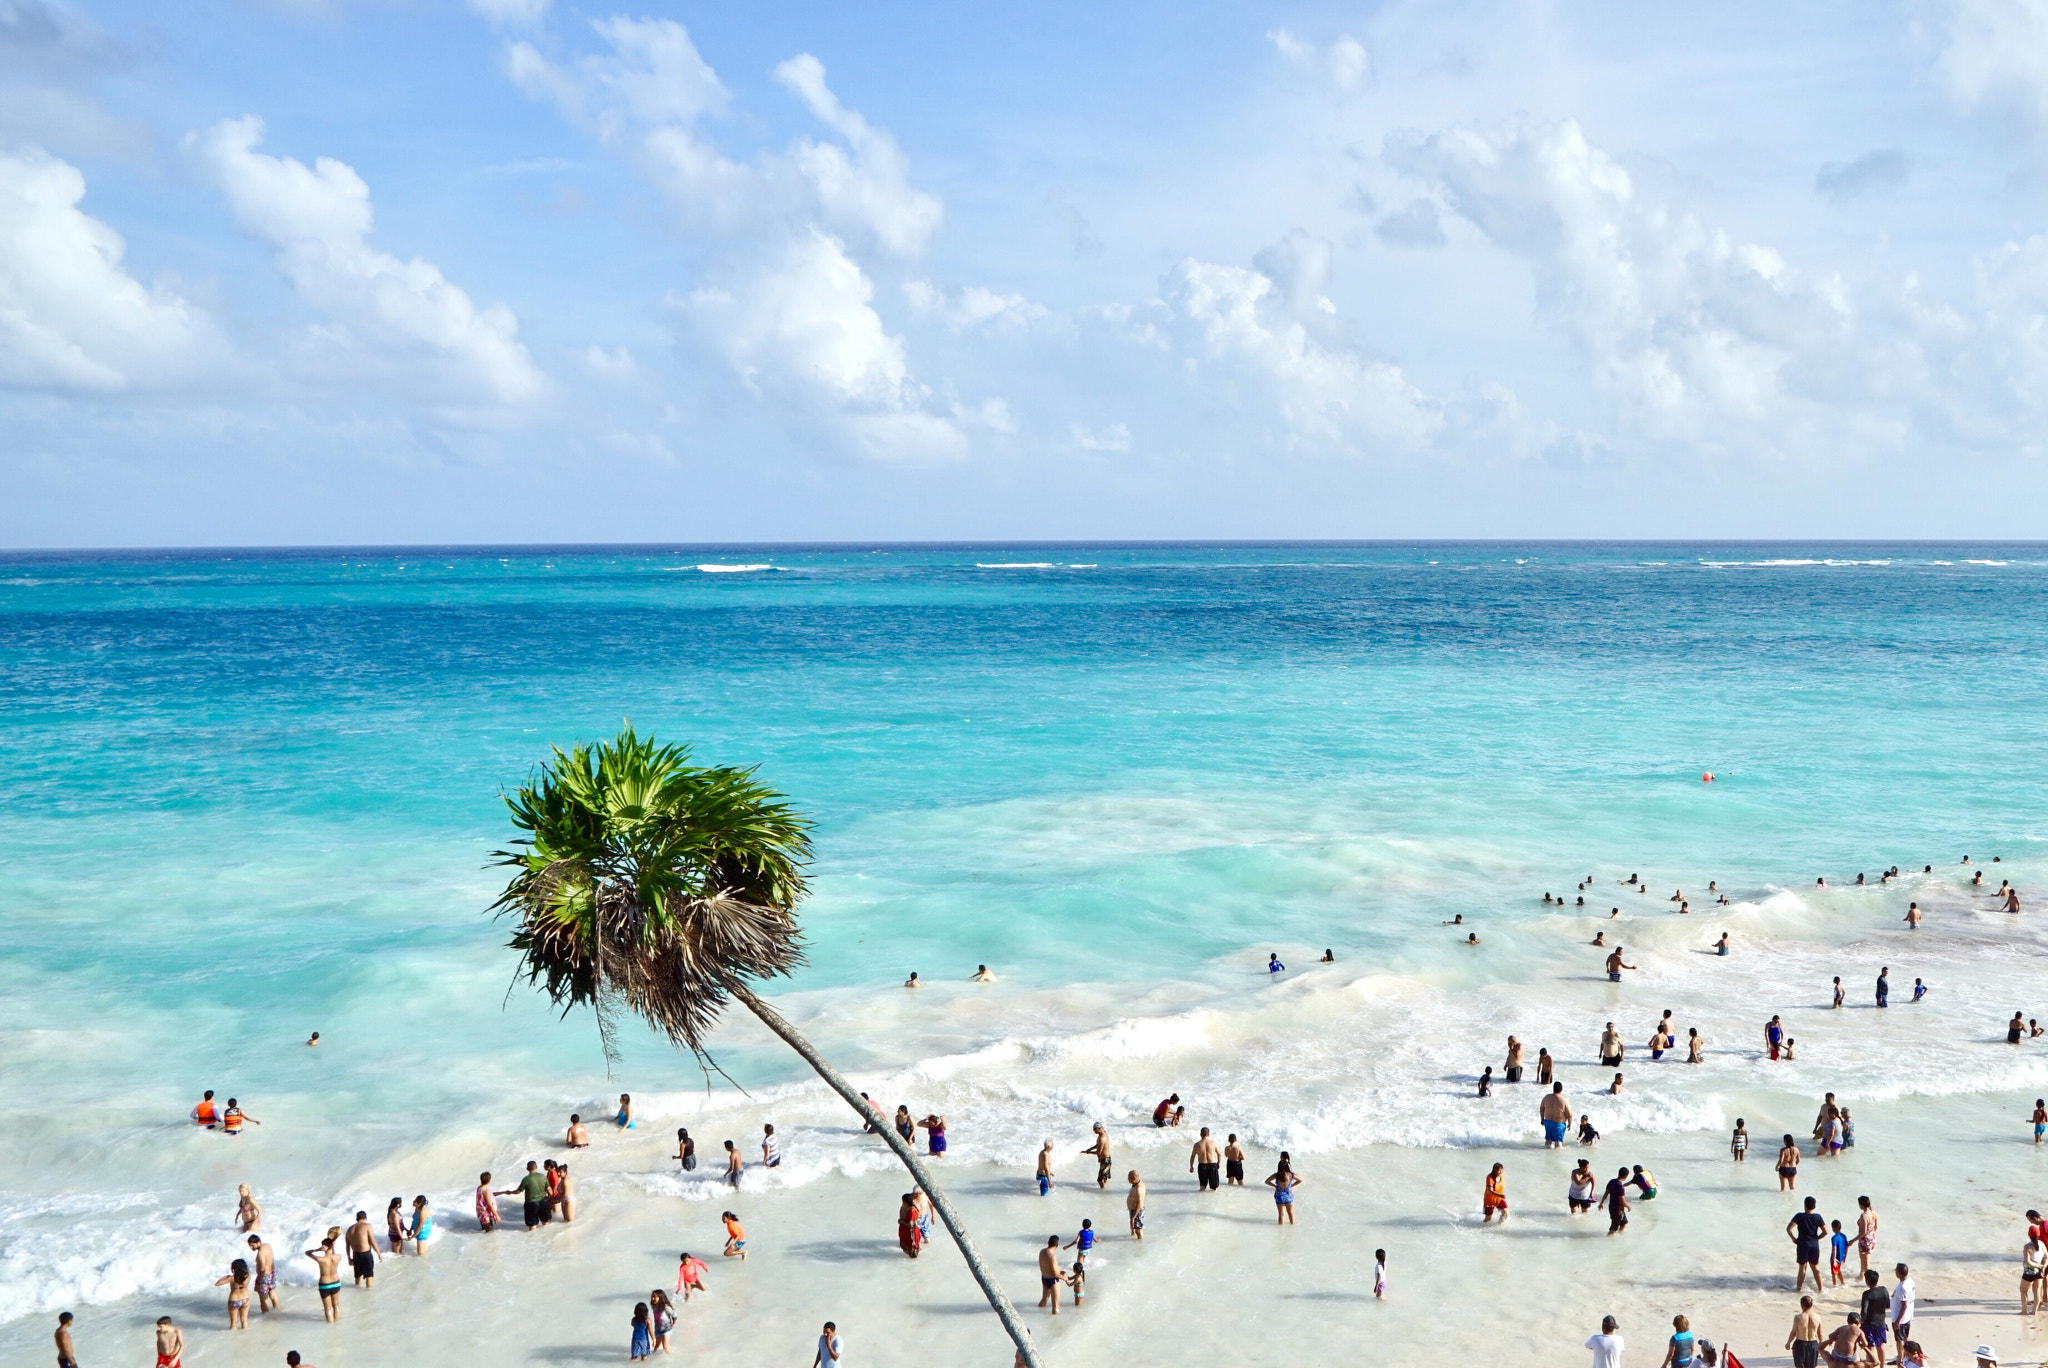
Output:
top-left (517, 1172), bottom-right (549, 1201)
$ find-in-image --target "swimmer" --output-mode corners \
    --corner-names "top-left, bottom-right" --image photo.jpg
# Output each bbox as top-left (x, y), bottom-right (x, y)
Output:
top-left (904, 971), bottom-right (921, 988)
top-left (1833, 978), bottom-right (1845, 1009)
top-left (566, 1114), bottom-right (589, 1148)
top-left (1465, 932), bottom-right (1481, 945)
top-left (192, 1090), bottom-right (220, 1128)
top-left (1444, 914), bottom-right (1464, 925)
top-left (306, 1032), bottom-right (319, 1046)
top-left (1708, 881), bottom-right (1717, 892)
top-left (1320, 948), bottom-right (1335, 962)
top-left (1817, 877), bottom-right (1827, 887)
top-left (220, 1099), bottom-right (259, 1134)
top-left (1717, 894), bottom-right (1729, 905)
top-left (1268, 953), bottom-right (1285, 975)
top-left (616, 1094), bottom-right (634, 1129)
top-left (1592, 931), bottom-right (1607, 946)
top-left (1604, 946), bottom-right (1637, 982)
top-left (1608, 1073), bottom-right (1625, 1095)
top-left (972, 965), bottom-right (997, 982)
top-left (1905, 902), bottom-right (1922, 929)
top-left (1610, 906), bottom-right (1621, 919)
top-left (1715, 933), bottom-right (1730, 956)
top-left (1912, 978), bottom-right (1926, 1001)
top-left (1576, 896), bottom-right (1584, 906)
top-left (2007, 888), bottom-right (2024, 914)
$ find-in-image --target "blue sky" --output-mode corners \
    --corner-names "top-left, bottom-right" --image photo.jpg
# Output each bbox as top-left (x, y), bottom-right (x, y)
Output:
top-left (7, 0), bottom-right (2048, 545)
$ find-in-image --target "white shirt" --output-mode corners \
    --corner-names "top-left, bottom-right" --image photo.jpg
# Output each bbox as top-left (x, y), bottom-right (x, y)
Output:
top-left (817, 1333), bottom-right (843, 1366)
top-left (1586, 1331), bottom-right (1624, 1368)
top-left (1890, 1276), bottom-right (1916, 1323)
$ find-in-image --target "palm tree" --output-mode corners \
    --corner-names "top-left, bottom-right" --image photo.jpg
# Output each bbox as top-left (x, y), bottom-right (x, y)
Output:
top-left (491, 726), bottom-right (1042, 1368)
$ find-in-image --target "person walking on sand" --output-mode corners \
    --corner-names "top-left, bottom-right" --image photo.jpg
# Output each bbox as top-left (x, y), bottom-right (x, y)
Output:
top-left (1081, 1122), bottom-right (1114, 1188)
top-left (1126, 1170), bottom-right (1146, 1238)
top-left (1587, 1315), bottom-right (1624, 1368)
top-left (1790, 1196), bottom-right (1828, 1292)
top-left (1190, 1127), bottom-right (1222, 1191)
top-left (247, 1234), bottom-right (278, 1314)
top-left (1856, 1196), bottom-right (1879, 1279)
top-left (1787, 1296), bottom-right (1823, 1368)
top-left (1267, 1154), bottom-right (1302, 1224)
top-left (305, 1238), bottom-right (342, 1322)
top-left (616, 1093), bottom-right (635, 1129)
top-left (1036, 1140), bottom-right (1055, 1195)
top-left (813, 1321), bottom-right (844, 1367)
top-left (1541, 1083), bottom-right (1575, 1147)
top-left (1483, 1162), bottom-right (1508, 1224)
top-left (344, 1211), bottom-right (376, 1285)
top-left (154, 1316), bottom-right (184, 1368)
top-left (1600, 1022), bottom-right (1625, 1068)
top-left (1038, 1236), bottom-right (1065, 1314)
top-left (1662, 1314), bottom-right (1697, 1368)
top-left (1861, 1270), bottom-right (1894, 1367)
top-left (1225, 1133), bottom-right (1247, 1185)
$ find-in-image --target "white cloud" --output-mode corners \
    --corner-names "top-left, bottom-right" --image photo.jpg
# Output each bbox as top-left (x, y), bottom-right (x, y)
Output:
top-left (682, 228), bottom-right (965, 459)
top-left (1938, 0), bottom-right (2048, 139)
top-left (468, 0), bottom-right (550, 27)
top-left (902, 279), bottom-right (1042, 330)
top-left (0, 147), bottom-right (220, 392)
top-left (189, 115), bottom-right (545, 407)
top-left (773, 54), bottom-right (942, 257)
top-left (576, 343), bottom-right (637, 381)
top-left (1154, 236), bottom-right (1438, 445)
top-left (1070, 421), bottom-right (1132, 452)
top-left (1392, 117), bottom-right (1853, 434)
top-left (1268, 29), bottom-right (1370, 91)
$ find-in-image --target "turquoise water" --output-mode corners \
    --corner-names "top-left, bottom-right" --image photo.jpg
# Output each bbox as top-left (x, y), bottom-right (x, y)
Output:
top-left (4, 542), bottom-right (2046, 1321)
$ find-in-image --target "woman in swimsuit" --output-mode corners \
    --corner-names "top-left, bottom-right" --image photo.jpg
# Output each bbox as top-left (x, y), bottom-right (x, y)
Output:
top-left (385, 1197), bottom-right (407, 1255)
top-left (1778, 1135), bottom-right (1802, 1191)
top-left (475, 1172), bottom-right (499, 1232)
top-left (676, 1128), bottom-right (697, 1171)
top-left (213, 1258), bottom-right (252, 1330)
top-left (1855, 1196), bottom-right (1878, 1278)
top-left (918, 1113), bottom-right (947, 1156)
top-left (409, 1196), bottom-right (434, 1256)
top-left (236, 1185), bottom-right (262, 1233)
top-left (1265, 1156), bottom-right (1302, 1225)
top-left (616, 1093), bottom-right (635, 1128)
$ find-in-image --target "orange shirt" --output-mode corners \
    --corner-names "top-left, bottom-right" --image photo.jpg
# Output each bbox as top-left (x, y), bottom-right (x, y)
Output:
top-left (723, 1217), bottom-right (744, 1242)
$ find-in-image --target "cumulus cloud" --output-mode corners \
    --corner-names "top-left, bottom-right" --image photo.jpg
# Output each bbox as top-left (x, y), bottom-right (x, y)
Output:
top-left (189, 115), bottom-right (545, 407)
top-left (682, 229), bottom-right (964, 460)
top-left (1152, 234), bottom-right (1438, 445)
top-left (1815, 148), bottom-right (1911, 203)
top-left (774, 53), bottom-right (942, 257)
top-left (1268, 29), bottom-right (1370, 91)
top-left (902, 279), bottom-right (1042, 330)
top-left (1392, 117), bottom-right (1854, 434)
top-left (0, 147), bottom-right (221, 392)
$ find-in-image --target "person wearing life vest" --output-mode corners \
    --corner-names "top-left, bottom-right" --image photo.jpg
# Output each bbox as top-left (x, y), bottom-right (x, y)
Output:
top-left (192, 1091), bottom-right (220, 1128)
top-left (221, 1098), bottom-right (261, 1135)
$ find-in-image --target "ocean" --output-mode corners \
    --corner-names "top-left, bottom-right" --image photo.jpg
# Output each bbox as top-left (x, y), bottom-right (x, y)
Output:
top-left (5, 542), bottom-right (2047, 1365)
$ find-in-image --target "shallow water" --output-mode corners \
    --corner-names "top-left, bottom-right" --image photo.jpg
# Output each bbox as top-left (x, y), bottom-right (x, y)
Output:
top-left (3, 543), bottom-right (2046, 1361)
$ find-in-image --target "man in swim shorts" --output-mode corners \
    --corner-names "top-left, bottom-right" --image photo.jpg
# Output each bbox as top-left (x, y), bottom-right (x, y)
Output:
top-left (1037, 1236), bottom-right (1064, 1314)
top-left (248, 1234), bottom-right (279, 1312)
top-left (1541, 1083), bottom-right (1574, 1148)
top-left (1786, 1296), bottom-right (1822, 1368)
top-left (1790, 1197), bottom-right (1829, 1292)
top-left (1861, 1270), bottom-right (1893, 1367)
top-left (1604, 947), bottom-right (1636, 982)
top-left (1599, 1023), bottom-right (1624, 1068)
top-left (1189, 1127), bottom-right (1222, 1191)
top-left (1126, 1170), bottom-right (1146, 1238)
top-left (1224, 1133), bottom-right (1246, 1185)
top-left (55, 1312), bottom-right (77, 1368)
top-left (155, 1316), bottom-right (184, 1368)
top-left (1081, 1123), bottom-right (1113, 1188)
top-left (345, 1211), bottom-right (377, 1285)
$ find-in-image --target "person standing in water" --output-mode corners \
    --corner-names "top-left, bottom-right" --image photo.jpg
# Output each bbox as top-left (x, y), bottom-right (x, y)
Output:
top-left (1538, 1048), bottom-right (1555, 1085)
top-left (247, 1234), bottom-right (278, 1314)
top-left (1036, 1140), bottom-right (1055, 1195)
top-left (1126, 1170), bottom-right (1146, 1238)
top-left (1605, 947), bottom-right (1637, 982)
top-left (1790, 1197), bottom-right (1829, 1292)
top-left (344, 1211), bottom-right (376, 1284)
top-left (1225, 1133), bottom-right (1247, 1185)
top-left (1542, 1083), bottom-right (1575, 1148)
top-left (675, 1128), bottom-right (697, 1170)
top-left (1778, 1134), bottom-right (1802, 1191)
top-left (1877, 968), bottom-right (1890, 1008)
top-left (1599, 1022), bottom-right (1625, 1068)
top-left (1266, 1154), bottom-right (1303, 1224)
top-left (1731, 1119), bottom-right (1749, 1162)
top-left (305, 1238), bottom-right (343, 1322)
top-left (1603, 1168), bottom-right (1631, 1236)
top-left (154, 1317), bottom-right (184, 1368)
top-left (1190, 1127), bottom-right (1222, 1191)
top-left (1505, 1036), bottom-right (1525, 1083)
top-left (1082, 1123), bottom-right (1113, 1188)
top-left (1038, 1237), bottom-right (1065, 1314)
top-left (1483, 1163), bottom-right (1508, 1224)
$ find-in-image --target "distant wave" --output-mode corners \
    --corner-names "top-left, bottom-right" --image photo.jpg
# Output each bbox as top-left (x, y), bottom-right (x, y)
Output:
top-left (1965, 559), bottom-right (2011, 566)
top-left (697, 563), bottom-right (774, 573)
top-left (976, 562), bottom-right (1058, 568)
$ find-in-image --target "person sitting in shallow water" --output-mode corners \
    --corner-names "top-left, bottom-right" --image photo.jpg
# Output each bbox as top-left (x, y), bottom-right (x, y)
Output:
top-left (1577, 1115), bottom-right (1599, 1145)
top-left (1319, 949), bottom-right (1334, 963)
top-left (1465, 932), bottom-right (1481, 946)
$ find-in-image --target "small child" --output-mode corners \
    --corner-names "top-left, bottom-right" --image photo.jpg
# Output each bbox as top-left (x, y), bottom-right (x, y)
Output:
top-left (676, 1251), bottom-right (709, 1300)
top-left (630, 1302), bottom-right (652, 1361)
top-left (1829, 1221), bottom-right (1848, 1286)
top-left (1064, 1219), bottom-right (1095, 1256)
top-left (1783, 1037), bottom-right (1797, 1061)
top-left (1731, 1120), bottom-right (1748, 1162)
top-left (475, 1172), bottom-right (499, 1233)
top-left (1841, 1109), bottom-right (1855, 1149)
top-left (1578, 1115), bottom-right (1600, 1145)
top-left (1068, 1248), bottom-right (1087, 1304)
top-left (1913, 977), bottom-right (1927, 1002)
top-left (721, 1212), bottom-right (746, 1261)
top-left (1373, 1248), bottom-right (1388, 1299)
top-left (2034, 1099), bottom-right (2046, 1146)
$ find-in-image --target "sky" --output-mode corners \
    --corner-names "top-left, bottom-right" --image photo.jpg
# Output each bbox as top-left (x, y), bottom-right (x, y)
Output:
top-left (7, 0), bottom-right (2048, 545)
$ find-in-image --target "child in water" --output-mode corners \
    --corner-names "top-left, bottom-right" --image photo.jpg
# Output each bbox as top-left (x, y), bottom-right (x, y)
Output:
top-left (1731, 1119), bottom-right (1748, 1162)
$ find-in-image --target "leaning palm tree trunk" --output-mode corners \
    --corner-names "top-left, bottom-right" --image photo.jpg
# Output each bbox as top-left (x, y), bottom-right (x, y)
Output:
top-left (727, 981), bottom-right (1043, 1368)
